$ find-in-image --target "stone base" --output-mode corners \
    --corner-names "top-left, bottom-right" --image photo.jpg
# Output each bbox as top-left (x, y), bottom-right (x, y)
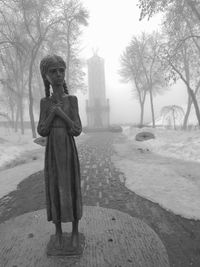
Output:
top-left (0, 206), bottom-right (170, 266)
top-left (46, 233), bottom-right (85, 256)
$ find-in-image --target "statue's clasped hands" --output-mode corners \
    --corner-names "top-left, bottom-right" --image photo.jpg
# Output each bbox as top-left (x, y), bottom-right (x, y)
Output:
top-left (49, 102), bottom-right (63, 115)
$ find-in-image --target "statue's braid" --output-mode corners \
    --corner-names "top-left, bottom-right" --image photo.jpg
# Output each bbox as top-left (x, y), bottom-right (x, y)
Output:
top-left (63, 80), bottom-right (69, 95)
top-left (44, 78), bottom-right (50, 98)
top-left (40, 58), bottom-right (51, 98)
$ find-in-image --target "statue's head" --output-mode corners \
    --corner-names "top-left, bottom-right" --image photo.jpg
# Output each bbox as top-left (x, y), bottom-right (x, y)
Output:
top-left (40, 54), bottom-right (68, 97)
top-left (40, 54), bottom-right (66, 80)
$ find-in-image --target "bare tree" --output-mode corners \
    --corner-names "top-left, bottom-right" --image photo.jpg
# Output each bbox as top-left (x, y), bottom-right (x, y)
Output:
top-left (17, 0), bottom-right (65, 137)
top-left (157, 1), bottom-right (200, 127)
top-left (120, 32), bottom-right (166, 127)
top-left (44, 0), bottom-right (89, 93)
top-left (138, 0), bottom-right (200, 23)
top-left (0, 0), bottom-right (89, 137)
top-left (119, 46), bottom-right (147, 126)
top-left (138, 0), bottom-right (200, 128)
top-left (0, 2), bottom-right (29, 134)
top-left (161, 105), bottom-right (185, 129)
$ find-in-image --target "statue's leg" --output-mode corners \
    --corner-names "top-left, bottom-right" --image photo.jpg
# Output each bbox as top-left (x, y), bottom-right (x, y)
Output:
top-left (71, 219), bottom-right (79, 248)
top-left (54, 221), bottom-right (63, 246)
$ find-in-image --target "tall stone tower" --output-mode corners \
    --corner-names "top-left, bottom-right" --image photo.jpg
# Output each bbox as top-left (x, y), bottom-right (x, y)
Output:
top-left (86, 54), bottom-right (110, 129)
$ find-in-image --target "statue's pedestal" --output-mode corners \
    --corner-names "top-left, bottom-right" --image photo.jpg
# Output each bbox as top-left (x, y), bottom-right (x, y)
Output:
top-left (0, 206), bottom-right (170, 267)
top-left (47, 233), bottom-right (85, 256)
top-left (47, 233), bottom-right (85, 257)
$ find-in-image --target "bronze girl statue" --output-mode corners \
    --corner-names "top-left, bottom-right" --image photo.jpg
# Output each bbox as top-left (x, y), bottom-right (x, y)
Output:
top-left (37, 55), bottom-right (82, 253)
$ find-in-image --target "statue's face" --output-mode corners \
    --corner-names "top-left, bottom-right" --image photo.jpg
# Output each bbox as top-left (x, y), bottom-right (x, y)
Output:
top-left (45, 62), bottom-right (65, 86)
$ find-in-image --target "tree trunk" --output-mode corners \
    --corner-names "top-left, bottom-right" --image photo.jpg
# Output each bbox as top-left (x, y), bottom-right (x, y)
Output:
top-left (187, 86), bottom-right (200, 126)
top-left (149, 87), bottom-right (155, 127)
top-left (15, 104), bottom-right (19, 132)
top-left (172, 109), bottom-right (176, 130)
top-left (19, 97), bottom-right (24, 135)
top-left (183, 97), bottom-right (192, 129)
top-left (182, 46), bottom-right (191, 129)
top-left (10, 102), bottom-right (15, 129)
top-left (28, 56), bottom-right (37, 138)
top-left (170, 62), bottom-right (200, 126)
top-left (139, 101), bottom-right (145, 127)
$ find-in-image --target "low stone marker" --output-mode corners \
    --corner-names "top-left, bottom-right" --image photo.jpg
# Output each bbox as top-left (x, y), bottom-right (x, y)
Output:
top-left (135, 131), bottom-right (155, 141)
top-left (0, 206), bottom-right (169, 267)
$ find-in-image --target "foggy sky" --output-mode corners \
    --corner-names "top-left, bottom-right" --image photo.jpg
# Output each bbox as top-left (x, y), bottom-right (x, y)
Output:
top-left (78, 0), bottom-right (188, 126)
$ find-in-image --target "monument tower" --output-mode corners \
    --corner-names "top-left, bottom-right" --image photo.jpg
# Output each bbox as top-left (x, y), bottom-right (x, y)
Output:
top-left (86, 53), bottom-right (110, 130)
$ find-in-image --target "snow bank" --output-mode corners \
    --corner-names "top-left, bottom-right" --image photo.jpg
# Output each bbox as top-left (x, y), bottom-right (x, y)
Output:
top-left (0, 127), bottom-right (39, 168)
top-left (112, 126), bottom-right (200, 220)
top-left (0, 127), bottom-right (86, 169)
top-left (123, 126), bottom-right (200, 163)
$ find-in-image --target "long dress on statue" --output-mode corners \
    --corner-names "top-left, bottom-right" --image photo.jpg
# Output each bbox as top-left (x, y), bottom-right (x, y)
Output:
top-left (37, 94), bottom-right (82, 223)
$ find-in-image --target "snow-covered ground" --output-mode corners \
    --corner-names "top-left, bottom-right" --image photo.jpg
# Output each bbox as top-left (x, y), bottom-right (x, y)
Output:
top-left (122, 126), bottom-right (200, 163)
top-left (112, 126), bottom-right (200, 220)
top-left (0, 127), bottom-right (40, 168)
top-left (0, 126), bottom-right (86, 169)
top-left (0, 126), bottom-right (87, 198)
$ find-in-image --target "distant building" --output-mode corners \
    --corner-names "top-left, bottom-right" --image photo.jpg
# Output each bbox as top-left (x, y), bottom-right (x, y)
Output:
top-left (86, 53), bottom-right (110, 129)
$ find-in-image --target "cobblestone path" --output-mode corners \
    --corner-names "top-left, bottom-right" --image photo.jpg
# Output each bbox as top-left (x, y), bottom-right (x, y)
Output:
top-left (79, 133), bottom-right (200, 267)
top-left (79, 133), bottom-right (125, 208)
top-left (0, 132), bottom-right (200, 267)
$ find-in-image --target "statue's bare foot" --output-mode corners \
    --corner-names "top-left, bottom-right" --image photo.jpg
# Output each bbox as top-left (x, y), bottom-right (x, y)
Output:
top-left (54, 233), bottom-right (63, 248)
top-left (71, 232), bottom-right (79, 249)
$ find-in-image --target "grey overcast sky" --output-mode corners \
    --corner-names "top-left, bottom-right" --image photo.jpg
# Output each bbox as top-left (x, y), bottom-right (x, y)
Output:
top-left (77, 0), bottom-right (187, 126)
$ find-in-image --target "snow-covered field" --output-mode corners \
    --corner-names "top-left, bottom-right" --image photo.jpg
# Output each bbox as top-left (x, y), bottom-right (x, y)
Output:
top-left (0, 127), bottom-right (86, 168)
top-left (112, 126), bottom-right (200, 220)
top-left (0, 127), bottom-right (40, 168)
top-left (122, 126), bottom-right (200, 163)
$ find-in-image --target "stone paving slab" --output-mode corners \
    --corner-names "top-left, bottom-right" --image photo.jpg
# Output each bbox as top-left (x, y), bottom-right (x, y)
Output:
top-left (0, 206), bottom-right (169, 267)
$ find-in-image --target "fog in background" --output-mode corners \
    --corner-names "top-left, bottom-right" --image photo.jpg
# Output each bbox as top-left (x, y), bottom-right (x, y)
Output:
top-left (0, 0), bottom-right (193, 133)
top-left (77, 0), bottom-right (187, 126)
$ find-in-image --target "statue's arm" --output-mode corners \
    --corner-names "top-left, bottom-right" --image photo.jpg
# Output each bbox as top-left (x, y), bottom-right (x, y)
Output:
top-left (54, 96), bottom-right (82, 136)
top-left (69, 96), bottom-right (82, 137)
top-left (54, 109), bottom-right (74, 128)
top-left (37, 98), bottom-right (55, 137)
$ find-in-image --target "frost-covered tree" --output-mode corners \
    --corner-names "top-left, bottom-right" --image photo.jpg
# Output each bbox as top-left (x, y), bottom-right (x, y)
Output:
top-left (138, 0), bottom-right (200, 128)
top-left (119, 32), bottom-right (166, 127)
top-left (161, 105), bottom-right (185, 129)
top-left (0, 0), bottom-right (89, 137)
